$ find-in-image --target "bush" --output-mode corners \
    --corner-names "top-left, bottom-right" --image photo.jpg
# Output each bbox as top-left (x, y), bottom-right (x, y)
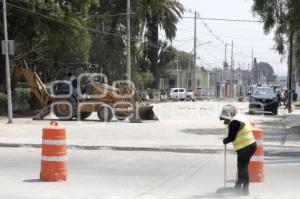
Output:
top-left (293, 101), bottom-right (300, 107)
top-left (12, 88), bottom-right (32, 112)
top-left (0, 92), bottom-right (7, 115)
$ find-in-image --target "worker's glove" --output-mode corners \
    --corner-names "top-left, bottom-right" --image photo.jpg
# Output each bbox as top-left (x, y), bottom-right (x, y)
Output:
top-left (223, 138), bottom-right (228, 145)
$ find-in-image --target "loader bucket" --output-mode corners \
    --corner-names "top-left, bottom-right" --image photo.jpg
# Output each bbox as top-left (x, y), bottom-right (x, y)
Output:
top-left (137, 105), bottom-right (158, 120)
top-left (129, 105), bottom-right (158, 122)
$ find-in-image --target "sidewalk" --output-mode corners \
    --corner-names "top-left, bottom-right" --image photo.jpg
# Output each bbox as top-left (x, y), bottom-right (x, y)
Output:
top-left (0, 102), bottom-right (299, 156)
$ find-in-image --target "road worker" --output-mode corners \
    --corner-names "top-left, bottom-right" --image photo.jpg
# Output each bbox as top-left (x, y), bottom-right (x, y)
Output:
top-left (219, 105), bottom-right (257, 195)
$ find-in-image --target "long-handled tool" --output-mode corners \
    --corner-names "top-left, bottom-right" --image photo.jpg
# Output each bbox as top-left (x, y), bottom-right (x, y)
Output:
top-left (224, 144), bottom-right (227, 188)
top-left (216, 133), bottom-right (235, 194)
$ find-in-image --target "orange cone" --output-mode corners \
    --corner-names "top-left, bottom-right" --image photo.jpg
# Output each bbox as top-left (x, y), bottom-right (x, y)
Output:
top-left (248, 123), bottom-right (264, 182)
top-left (40, 121), bottom-right (68, 181)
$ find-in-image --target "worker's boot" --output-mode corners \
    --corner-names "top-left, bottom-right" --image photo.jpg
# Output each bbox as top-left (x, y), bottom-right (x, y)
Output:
top-left (234, 182), bottom-right (242, 193)
top-left (242, 184), bottom-right (250, 196)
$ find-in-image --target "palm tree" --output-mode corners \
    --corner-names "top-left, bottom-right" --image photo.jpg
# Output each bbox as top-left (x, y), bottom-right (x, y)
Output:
top-left (135, 0), bottom-right (184, 88)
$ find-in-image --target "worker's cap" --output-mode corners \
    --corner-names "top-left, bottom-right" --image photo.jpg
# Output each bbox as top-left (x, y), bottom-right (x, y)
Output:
top-left (219, 105), bottom-right (237, 120)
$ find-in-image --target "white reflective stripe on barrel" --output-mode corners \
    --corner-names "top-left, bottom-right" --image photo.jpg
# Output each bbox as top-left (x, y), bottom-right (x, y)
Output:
top-left (41, 156), bottom-right (67, 162)
top-left (256, 140), bottom-right (264, 146)
top-left (251, 156), bottom-right (264, 161)
top-left (42, 139), bottom-right (66, 145)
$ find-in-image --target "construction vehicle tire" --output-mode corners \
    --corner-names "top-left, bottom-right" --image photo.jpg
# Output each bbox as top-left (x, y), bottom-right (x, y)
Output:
top-left (97, 105), bottom-right (113, 122)
top-left (115, 113), bottom-right (127, 121)
top-left (78, 112), bottom-right (92, 120)
top-left (53, 97), bottom-right (77, 120)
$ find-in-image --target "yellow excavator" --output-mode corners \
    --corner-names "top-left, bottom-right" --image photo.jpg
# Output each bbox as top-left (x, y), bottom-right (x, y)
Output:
top-left (11, 59), bottom-right (158, 122)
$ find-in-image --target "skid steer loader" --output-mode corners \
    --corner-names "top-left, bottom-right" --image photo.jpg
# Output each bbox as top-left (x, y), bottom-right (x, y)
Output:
top-left (11, 59), bottom-right (158, 122)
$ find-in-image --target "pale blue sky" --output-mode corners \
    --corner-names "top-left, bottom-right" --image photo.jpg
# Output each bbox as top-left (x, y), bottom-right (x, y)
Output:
top-left (163, 0), bottom-right (287, 76)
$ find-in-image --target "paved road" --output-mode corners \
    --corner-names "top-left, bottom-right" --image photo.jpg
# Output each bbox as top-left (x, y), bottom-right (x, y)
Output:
top-left (1, 101), bottom-right (300, 198)
top-left (1, 147), bottom-right (300, 199)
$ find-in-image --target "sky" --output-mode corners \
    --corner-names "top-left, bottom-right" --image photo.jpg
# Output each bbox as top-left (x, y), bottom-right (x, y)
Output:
top-left (162, 0), bottom-right (287, 76)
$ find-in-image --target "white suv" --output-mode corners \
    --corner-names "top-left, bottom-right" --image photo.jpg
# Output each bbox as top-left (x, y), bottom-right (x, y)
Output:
top-left (169, 88), bottom-right (187, 101)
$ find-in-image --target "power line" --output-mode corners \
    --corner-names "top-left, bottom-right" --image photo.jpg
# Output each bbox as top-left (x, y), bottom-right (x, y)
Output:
top-left (183, 16), bottom-right (263, 23)
top-left (199, 17), bottom-right (228, 45)
top-left (199, 46), bottom-right (222, 62)
top-left (4, 1), bottom-right (126, 37)
top-left (88, 13), bottom-right (134, 18)
top-left (4, 1), bottom-right (180, 58)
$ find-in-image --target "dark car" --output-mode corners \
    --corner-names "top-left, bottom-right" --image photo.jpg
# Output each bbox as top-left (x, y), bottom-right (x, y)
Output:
top-left (249, 87), bottom-right (279, 115)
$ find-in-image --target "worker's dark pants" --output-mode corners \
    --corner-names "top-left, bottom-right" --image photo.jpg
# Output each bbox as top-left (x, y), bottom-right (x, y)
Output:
top-left (236, 142), bottom-right (257, 189)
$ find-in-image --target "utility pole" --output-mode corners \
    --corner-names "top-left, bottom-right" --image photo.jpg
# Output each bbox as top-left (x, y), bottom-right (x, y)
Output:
top-left (126, 0), bottom-right (131, 81)
top-left (288, 32), bottom-right (294, 113)
top-left (218, 43), bottom-right (228, 99)
top-left (3, 0), bottom-right (13, 123)
top-left (251, 47), bottom-right (253, 87)
top-left (187, 59), bottom-right (191, 89)
top-left (176, 56), bottom-right (179, 87)
top-left (224, 43), bottom-right (227, 67)
top-left (231, 41), bottom-right (234, 98)
top-left (254, 57), bottom-right (258, 84)
top-left (192, 11), bottom-right (197, 94)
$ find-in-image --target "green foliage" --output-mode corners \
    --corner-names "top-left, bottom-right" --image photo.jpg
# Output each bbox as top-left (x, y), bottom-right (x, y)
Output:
top-left (0, 92), bottom-right (7, 115)
top-left (12, 88), bottom-right (32, 105)
top-left (159, 42), bottom-right (177, 75)
top-left (252, 0), bottom-right (300, 54)
top-left (251, 62), bottom-right (277, 83)
top-left (159, 43), bottom-right (193, 78)
top-left (12, 88), bottom-right (32, 112)
top-left (293, 101), bottom-right (300, 107)
top-left (0, 0), bottom-right (96, 83)
top-left (134, 0), bottom-right (184, 88)
top-left (0, 0), bottom-right (186, 90)
top-left (177, 50), bottom-right (193, 70)
top-left (132, 69), bottom-right (153, 89)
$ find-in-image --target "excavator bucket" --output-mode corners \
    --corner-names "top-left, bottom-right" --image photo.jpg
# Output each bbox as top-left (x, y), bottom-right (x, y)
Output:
top-left (137, 105), bottom-right (158, 120)
top-left (129, 105), bottom-right (158, 123)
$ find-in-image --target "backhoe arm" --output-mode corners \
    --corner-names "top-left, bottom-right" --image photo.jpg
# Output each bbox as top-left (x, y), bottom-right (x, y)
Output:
top-left (11, 59), bottom-right (52, 106)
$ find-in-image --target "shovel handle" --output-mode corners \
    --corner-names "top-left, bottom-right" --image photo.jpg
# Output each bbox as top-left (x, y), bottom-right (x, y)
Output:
top-left (224, 144), bottom-right (227, 188)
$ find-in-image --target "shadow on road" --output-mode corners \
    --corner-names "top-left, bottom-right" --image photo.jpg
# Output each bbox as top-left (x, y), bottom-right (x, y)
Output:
top-left (23, 179), bottom-right (43, 183)
top-left (188, 192), bottom-right (242, 199)
top-left (181, 128), bottom-right (224, 136)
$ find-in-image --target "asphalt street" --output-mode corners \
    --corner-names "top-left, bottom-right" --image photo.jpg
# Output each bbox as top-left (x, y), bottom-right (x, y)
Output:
top-left (1, 147), bottom-right (300, 199)
top-left (0, 101), bottom-right (300, 198)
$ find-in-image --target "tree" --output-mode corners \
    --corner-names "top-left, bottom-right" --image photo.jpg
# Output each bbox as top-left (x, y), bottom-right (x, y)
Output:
top-left (258, 62), bottom-right (277, 84)
top-left (252, 0), bottom-right (300, 54)
top-left (158, 42), bottom-right (177, 76)
top-left (0, 0), bottom-right (97, 83)
top-left (0, 0), bottom-right (185, 92)
top-left (251, 61), bottom-right (276, 84)
top-left (135, 0), bottom-right (184, 88)
top-left (177, 50), bottom-right (193, 70)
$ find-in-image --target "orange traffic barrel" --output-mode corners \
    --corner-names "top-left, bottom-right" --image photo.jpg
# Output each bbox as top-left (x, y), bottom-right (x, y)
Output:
top-left (40, 121), bottom-right (68, 181)
top-left (248, 123), bottom-right (264, 182)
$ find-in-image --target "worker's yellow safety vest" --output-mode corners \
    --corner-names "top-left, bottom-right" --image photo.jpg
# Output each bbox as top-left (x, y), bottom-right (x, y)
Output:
top-left (229, 114), bottom-right (256, 151)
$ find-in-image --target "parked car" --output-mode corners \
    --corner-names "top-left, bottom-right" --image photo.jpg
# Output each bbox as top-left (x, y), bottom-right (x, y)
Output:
top-left (249, 87), bottom-right (279, 115)
top-left (169, 88), bottom-right (187, 101)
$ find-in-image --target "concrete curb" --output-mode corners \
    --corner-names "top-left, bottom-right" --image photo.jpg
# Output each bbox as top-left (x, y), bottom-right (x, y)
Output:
top-left (0, 142), bottom-right (223, 154)
top-left (1, 142), bottom-right (300, 157)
